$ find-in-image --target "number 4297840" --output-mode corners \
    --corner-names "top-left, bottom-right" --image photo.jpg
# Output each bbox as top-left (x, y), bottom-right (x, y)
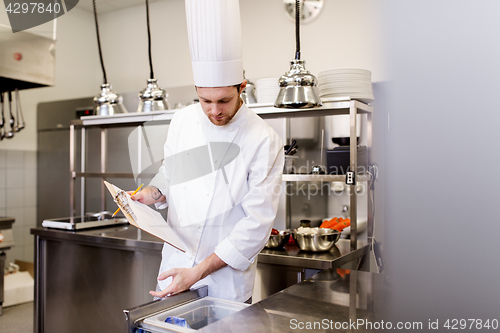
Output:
top-left (6, 2), bottom-right (62, 14)
top-left (444, 319), bottom-right (498, 330)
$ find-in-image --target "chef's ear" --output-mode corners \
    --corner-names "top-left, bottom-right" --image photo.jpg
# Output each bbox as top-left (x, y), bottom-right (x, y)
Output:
top-left (238, 80), bottom-right (247, 93)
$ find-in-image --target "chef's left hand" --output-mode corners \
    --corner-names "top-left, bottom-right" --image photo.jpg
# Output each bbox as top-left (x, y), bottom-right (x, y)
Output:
top-left (149, 267), bottom-right (202, 298)
top-left (149, 253), bottom-right (227, 298)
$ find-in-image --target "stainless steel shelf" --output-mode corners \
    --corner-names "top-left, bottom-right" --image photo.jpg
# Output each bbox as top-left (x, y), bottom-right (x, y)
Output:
top-left (282, 174), bottom-right (371, 182)
top-left (258, 239), bottom-right (371, 270)
top-left (72, 172), bottom-right (157, 179)
top-left (73, 98), bottom-right (372, 127)
top-left (249, 98), bottom-right (373, 119)
top-left (75, 110), bottom-right (176, 126)
top-left (72, 172), bottom-right (370, 182)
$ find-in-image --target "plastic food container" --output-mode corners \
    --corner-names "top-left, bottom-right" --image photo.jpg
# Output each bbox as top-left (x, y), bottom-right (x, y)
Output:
top-left (142, 297), bottom-right (249, 332)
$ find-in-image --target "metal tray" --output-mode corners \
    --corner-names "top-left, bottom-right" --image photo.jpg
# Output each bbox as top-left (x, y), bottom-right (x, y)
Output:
top-left (42, 216), bottom-right (128, 230)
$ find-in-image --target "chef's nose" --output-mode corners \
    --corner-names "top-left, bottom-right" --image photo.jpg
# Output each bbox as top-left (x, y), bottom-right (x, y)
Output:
top-left (211, 103), bottom-right (222, 115)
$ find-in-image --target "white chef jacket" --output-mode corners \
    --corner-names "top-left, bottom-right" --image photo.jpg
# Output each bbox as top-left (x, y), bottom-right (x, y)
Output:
top-left (153, 102), bottom-right (283, 302)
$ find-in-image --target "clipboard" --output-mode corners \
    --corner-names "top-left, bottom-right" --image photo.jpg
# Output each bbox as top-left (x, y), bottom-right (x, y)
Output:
top-left (104, 181), bottom-right (185, 252)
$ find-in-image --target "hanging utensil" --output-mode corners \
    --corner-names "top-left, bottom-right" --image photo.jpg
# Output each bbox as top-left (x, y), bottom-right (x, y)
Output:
top-left (0, 92), bottom-right (5, 140)
top-left (5, 91), bottom-right (15, 139)
top-left (15, 88), bottom-right (25, 131)
top-left (13, 90), bottom-right (20, 132)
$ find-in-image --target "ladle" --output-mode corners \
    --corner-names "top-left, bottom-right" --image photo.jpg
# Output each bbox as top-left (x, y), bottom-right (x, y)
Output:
top-left (5, 91), bottom-right (15, 138)
top-left (0, 92), bottom-right (5, 140)
top-left (15, 89), bottom-right (25, 131)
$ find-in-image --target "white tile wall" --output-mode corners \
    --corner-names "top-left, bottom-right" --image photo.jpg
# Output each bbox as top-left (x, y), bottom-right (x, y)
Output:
top-left (24, 151), bottom-right (36, 169)
top-left (24, 168), bottom-right (36, 190)
top-left (24, 206), bottom-right (36, 225)
top-left (0, 150), bottom-right (6, 169)
top-left (0, 149), bottom-right (37, 264)
top-left (7, 169), bottom-right (25, 188)
top-left (0, 169), bottom-right (6, 188)
top-left (6, 150), bottom-right (24, 169)
top-left (0, 187), bottom-right (5, 210)
top-left (6, 188), bottom-right (25, 207)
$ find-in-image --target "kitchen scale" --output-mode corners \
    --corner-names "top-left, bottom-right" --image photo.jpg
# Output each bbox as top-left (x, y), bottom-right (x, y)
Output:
top-left (42, 213), bottom-right (128, 230)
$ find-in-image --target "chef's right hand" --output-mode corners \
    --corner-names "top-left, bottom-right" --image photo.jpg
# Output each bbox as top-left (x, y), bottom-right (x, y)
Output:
top-left (128, 186), bottom-right (165, 206)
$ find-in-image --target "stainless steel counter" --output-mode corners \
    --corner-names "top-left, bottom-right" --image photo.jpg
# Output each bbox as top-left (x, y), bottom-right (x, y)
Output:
top-left (31, 224), bottom-right (163, 252)
top-left (129, 269), bottom-right (388, 333)
top-left (31, 225), bottom-right (163, 333)
top-left (196, 269), bottom-right (388, 333)
top-left (31, 225), bottom-right (372, 333)
top-left (31, 225), bottom-right (370, 269)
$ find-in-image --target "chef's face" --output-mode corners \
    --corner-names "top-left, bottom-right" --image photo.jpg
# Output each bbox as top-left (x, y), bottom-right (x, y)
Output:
top-left (197, 81), bottom-right (247, 126)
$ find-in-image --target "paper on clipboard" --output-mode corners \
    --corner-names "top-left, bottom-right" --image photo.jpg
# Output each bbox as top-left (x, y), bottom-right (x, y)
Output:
top-left (104, 181), bottom-right (185, 252)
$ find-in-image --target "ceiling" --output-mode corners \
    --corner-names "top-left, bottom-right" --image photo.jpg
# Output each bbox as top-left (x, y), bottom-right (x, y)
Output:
top-left (77, 0), bottom-right (163, 14)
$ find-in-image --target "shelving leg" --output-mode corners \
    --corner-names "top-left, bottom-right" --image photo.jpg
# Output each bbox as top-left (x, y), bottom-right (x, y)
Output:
top-left (349, 101), bottom-right (358, 251)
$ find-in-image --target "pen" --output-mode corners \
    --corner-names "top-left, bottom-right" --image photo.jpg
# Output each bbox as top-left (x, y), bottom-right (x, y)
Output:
top-left (112, 183), bottom-right (144, 217)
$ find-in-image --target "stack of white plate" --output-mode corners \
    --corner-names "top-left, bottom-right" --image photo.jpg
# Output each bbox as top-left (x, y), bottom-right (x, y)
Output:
top-left (317, 68), bottom-right (374, 103)
top-left (255, 78), bottom-right (280, 104)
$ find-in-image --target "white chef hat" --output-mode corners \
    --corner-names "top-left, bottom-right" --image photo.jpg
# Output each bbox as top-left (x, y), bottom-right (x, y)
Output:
top-left (185, 0), bottom-right (243, 87)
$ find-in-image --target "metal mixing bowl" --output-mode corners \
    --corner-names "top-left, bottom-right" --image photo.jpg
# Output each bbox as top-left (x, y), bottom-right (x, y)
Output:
top-left (292, 228), bottom-right (341, 252)
top-left (265, 230), bottom-right (290, 249)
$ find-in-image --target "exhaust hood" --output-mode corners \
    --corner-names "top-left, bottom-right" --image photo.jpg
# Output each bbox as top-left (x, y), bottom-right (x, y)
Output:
top-left (0, 25), bottom-right (55, 92)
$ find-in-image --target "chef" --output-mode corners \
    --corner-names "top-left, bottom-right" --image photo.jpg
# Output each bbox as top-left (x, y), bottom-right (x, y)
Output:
top-left (131, 0), bottom-right (284, 303)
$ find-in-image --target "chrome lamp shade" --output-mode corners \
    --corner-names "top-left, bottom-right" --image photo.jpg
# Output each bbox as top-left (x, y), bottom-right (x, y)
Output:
top-left (93, 83), bottom-right (128, 116)
top-left (275, 60), bottom-right (322, 109)
top-left (137, 79), bottom-right (170, 113)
